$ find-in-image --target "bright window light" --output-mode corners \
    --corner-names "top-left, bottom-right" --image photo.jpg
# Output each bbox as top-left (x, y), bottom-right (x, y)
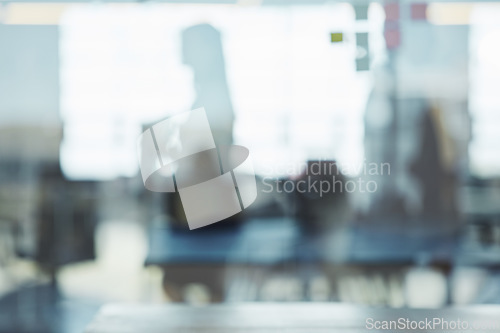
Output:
top-left (60, 3), bottom-right (382, 180)
top-left (469, 5), bottom-right (500, 177)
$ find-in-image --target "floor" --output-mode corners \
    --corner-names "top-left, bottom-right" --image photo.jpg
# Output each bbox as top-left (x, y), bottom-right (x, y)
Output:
top-left (0, 220), bottom-right (165, 333)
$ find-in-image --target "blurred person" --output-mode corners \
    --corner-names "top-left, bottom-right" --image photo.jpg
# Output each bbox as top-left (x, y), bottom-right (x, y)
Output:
top-left (165, 23), bottom-right (239, 229)
top-left (160, 23), bottom-right (239, 304)
top-left (182, 23), bottom-right (234, 147)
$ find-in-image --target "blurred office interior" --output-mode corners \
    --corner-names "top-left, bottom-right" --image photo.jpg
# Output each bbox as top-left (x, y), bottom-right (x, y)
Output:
top-left (0, 0), bottom-right (500, 331)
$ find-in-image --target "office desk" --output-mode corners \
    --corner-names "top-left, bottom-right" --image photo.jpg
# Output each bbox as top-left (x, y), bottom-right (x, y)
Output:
top-left (146, 218), bottom-right (457, 266)
top-left (146, 218), bottom-right (300, 266)
top-left (146, 218), bottom-right (459, 302)
top-left (85, 303), bottom-right (500, 332)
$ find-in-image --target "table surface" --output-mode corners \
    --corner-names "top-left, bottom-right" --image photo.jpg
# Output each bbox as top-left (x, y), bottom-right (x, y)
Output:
top-left (85, 303), bottom-right (500, 333)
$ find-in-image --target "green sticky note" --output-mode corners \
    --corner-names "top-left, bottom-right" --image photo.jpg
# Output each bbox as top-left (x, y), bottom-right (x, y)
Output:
top-left (331, 33), bottom-right (343, 43)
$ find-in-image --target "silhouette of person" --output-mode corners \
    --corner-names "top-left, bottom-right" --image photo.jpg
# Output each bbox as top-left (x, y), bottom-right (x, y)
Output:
top-left (181, 23), bottom-right (234, 147)
top-left (170, 23), bottom-right (241, 230)
top-left (160, 25), bottom-right (239, 303)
